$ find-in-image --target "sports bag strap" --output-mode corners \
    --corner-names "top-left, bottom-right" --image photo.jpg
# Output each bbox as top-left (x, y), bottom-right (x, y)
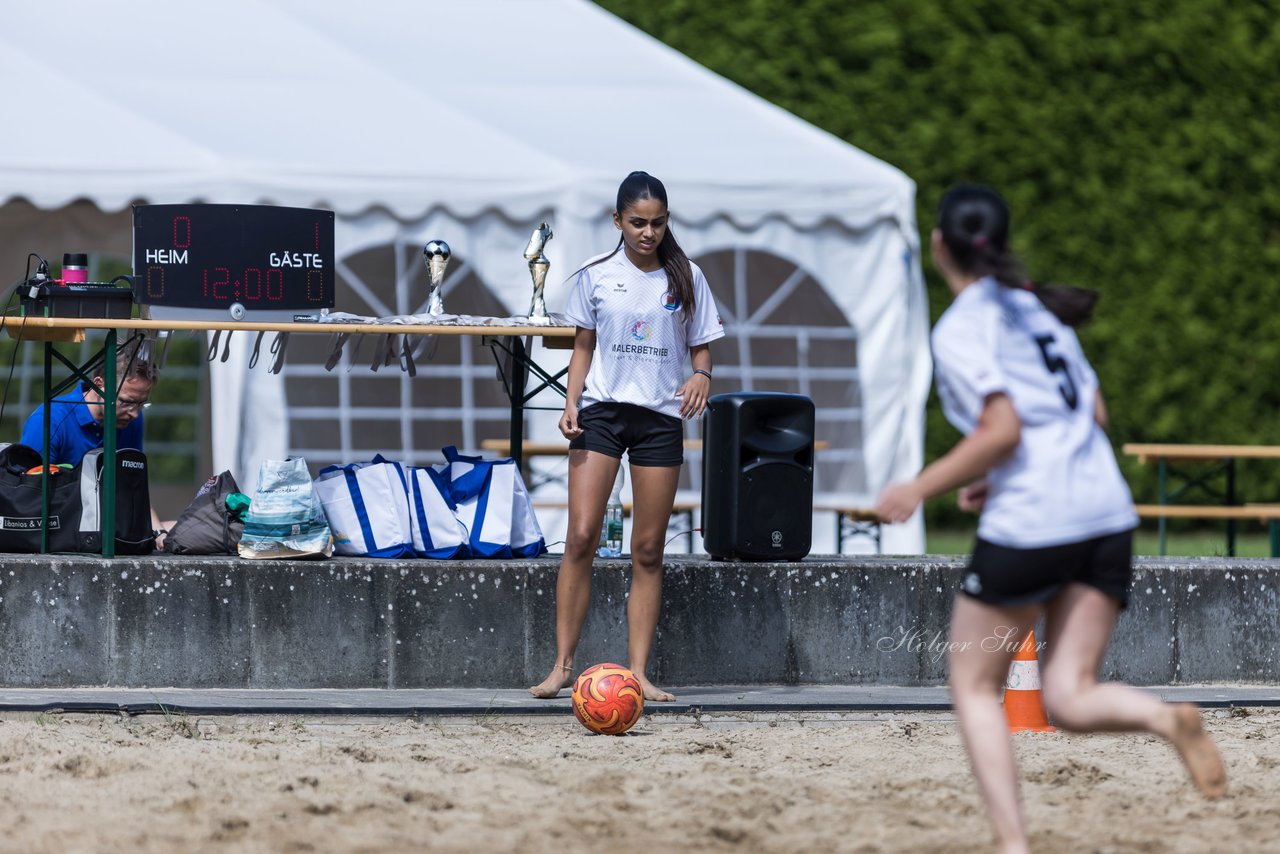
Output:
top-left (342, 466), bottom-right (379, 552)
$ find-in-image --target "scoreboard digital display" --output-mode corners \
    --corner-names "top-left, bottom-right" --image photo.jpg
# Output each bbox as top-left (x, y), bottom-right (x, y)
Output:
top-left (132, 204), bottom-right (335, 321)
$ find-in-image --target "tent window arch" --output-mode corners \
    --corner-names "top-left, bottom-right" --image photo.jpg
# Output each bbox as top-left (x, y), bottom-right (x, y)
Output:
top-left (284, 239), bottom-right (511, 466)
top-left (690, 248), bottom-right (865, 496)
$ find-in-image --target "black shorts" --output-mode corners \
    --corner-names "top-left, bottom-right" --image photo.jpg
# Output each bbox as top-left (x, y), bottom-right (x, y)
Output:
top-left (569, 403), bottom-right (683, 467)
top-left (960, 529), bottom-right (1134, 609)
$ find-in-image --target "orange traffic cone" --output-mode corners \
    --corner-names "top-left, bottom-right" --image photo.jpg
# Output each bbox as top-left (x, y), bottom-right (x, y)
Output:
top-left (1003, 630), bottom-right (1055, 733)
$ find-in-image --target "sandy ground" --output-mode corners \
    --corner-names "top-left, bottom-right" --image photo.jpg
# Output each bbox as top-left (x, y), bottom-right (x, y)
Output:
top-left (0, 707), bottom-right (1274, 853)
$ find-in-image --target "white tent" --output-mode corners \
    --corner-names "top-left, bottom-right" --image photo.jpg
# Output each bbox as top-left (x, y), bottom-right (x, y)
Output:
top-left (0, 0), bottom-right (930, 553)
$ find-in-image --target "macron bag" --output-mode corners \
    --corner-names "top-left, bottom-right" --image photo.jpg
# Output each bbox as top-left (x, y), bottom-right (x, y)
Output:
top-left (0, 444), bottom-right (153, 555)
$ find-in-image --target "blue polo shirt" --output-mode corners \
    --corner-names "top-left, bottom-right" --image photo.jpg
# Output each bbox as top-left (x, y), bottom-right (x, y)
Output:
top-left (19, 387), bottom-right (145, 466)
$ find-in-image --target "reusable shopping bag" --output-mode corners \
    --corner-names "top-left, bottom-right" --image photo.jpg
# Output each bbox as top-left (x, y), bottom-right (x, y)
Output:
top-left (441, 446), bottom-right (545, 558)
top-left (406, 463), bottom-right (471, 559)
top-left (164, 470), bottom-right (249, 555)
top-left (238, 457), bottom-right (334, 559)
top-left (314, 455), bottom-right (415, 558)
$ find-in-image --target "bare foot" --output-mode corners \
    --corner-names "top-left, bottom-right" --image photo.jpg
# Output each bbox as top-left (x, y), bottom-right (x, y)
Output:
top-left (636, 674), bottom-right (675, 703)
top-left (1169, 704), bottom-right (1227, 800)
top-left (529, 664), bottom-right (574, 699)
top-left (997, 841), bottom-right (1030, 854)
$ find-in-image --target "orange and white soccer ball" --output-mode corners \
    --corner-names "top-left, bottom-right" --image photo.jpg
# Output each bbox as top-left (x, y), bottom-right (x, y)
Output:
top-left (572, 663), bottom-right (644, 735)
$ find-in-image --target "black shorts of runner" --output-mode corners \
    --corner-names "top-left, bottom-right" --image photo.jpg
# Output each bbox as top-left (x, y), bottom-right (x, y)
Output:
top-left (569, 402), bottom-right (684, 467)
top-left (960, 529), bottom-right (1134, 610)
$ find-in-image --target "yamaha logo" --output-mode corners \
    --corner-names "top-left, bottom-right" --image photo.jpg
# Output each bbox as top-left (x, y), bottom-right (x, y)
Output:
top-left (121, 460), bottom-right (146, 470)
top-left (771, 530), bottom-right (783, 546)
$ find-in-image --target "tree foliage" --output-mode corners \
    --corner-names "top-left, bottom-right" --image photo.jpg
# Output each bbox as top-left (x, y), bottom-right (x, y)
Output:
top-left (596, 0), bottom-right (1280, 520)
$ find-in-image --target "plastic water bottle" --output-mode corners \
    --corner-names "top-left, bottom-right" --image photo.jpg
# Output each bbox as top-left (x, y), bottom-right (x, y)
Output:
top-left (598, 467), bottom-right (625, 557)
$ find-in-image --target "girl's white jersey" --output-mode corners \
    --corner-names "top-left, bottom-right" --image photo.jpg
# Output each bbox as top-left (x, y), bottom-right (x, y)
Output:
top-left (932, 277), bottom-right (1137, 548)
top-left (564, 249), bottom-right (724, 418)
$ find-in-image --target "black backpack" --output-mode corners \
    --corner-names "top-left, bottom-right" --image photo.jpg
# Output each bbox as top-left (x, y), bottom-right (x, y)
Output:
top-left (0, 443), bottom-right (154, 555)
top-left (164, 471), bottom-right (246, 555)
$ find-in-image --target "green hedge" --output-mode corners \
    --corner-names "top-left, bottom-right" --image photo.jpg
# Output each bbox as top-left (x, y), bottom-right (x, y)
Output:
top-left (596, 0), bottom-right (1280, 523)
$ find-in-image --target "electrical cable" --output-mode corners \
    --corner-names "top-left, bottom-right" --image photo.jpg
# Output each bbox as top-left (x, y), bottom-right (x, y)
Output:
top-left (0, 254), bottom-right (47, 425)
top-left (665, 528), bottom-right (701, 548)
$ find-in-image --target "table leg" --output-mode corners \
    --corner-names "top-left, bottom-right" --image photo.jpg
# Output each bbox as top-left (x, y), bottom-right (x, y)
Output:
top-left (1157, 460), bottom-right (1168, 556)
top-left (1225, 458), bottom-right (1236, 557)
top-left (102, 329), bottom-right (117, 559)
top-left (508, 336), bottom-right (528, 477)
top-left (1270, 520), bottom-right (1279, 559)
top-left (40, 342), bottom-right (53, 554)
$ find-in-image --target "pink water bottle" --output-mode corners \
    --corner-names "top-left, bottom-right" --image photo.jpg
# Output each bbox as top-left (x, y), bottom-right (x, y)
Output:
top-left (62, 253), bottom-right (88, 285)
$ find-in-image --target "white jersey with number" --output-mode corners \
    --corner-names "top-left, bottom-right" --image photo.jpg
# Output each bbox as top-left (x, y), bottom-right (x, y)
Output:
top-left (932, 276), bottom-right (1137, 548)
top-left (563, 249), bottom-right (724, 418)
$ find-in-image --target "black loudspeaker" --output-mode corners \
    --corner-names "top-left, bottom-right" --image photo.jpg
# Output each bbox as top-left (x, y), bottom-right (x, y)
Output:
top-left (702, 392), bottom-right (814, 561)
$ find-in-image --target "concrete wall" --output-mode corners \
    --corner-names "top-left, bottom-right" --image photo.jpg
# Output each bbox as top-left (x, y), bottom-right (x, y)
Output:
top-left (0, 554), bottom-right (1275, 688)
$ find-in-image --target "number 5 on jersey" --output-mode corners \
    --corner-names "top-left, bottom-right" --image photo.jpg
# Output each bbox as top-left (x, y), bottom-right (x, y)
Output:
top-left (1033, 334), bottom-right (1078, 410)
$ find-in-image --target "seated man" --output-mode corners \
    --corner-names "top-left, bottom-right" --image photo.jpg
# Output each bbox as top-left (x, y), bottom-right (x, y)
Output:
top-left (20, 336), bottom-right (173, 547)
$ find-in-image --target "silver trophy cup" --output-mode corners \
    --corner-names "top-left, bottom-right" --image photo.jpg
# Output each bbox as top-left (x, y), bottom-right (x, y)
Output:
top-left (422, 240), bottom-right (451, 316)
top-left (523, 223), bottom-right (553, 324)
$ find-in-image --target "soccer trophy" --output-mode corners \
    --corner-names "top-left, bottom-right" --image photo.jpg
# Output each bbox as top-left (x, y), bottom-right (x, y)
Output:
top-left (422, 240), bottom-right (451, 316)
top-left (523, 222), bottom-right (553, 324)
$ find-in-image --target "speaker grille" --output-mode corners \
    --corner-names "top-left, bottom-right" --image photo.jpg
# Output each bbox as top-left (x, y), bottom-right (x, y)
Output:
top-left (739, 463), bottom-right (811, 559)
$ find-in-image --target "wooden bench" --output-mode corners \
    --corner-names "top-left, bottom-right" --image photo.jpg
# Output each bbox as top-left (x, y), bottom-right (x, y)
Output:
top-left (1132, 504), bottom-right (1280, 556)
top-left (481, 439), bottom-right (830, 455)
top-left (482, 438), bottom-right (830, 497)
top-left (492, 440), bottom-right (875, 554)
top-left (817, 505), bottom-right (884, 554)
top-left (530, 497), bottom-right (882, 555)
top-left (1123, 443), bottom-right (1280, 556)
top-left (531, 497), bottom-right (701, 551)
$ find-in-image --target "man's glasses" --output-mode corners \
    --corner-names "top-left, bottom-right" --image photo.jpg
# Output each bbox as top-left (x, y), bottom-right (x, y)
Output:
top-left (116, 398), bottom-right (151, 412)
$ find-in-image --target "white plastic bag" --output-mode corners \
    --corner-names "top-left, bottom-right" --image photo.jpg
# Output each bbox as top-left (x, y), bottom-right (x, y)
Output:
top-left (238, 457), bottom-right (334, 560)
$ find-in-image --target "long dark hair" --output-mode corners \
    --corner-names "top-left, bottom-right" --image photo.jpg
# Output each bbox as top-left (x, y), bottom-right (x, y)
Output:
top-left (573, 171), bottom-right (696, 317)
top-left (937, 184), bottom-right (1098, 328)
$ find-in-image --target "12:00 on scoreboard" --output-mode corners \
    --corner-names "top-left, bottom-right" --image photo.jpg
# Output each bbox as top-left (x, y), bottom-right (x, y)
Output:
top-left (132, 204), bottom-right (336, 320)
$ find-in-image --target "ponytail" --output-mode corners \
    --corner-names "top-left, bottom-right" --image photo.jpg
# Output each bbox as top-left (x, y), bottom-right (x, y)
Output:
top-left (938, 184), bottom-right (1098, 328)
top-left (1025, 281), bottom-right (1099, 328)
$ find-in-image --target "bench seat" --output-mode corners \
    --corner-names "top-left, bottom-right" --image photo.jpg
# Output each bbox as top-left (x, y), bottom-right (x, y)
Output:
top-left (1132, 504), bottom-right (1280, 520)
top-left (529, 496), bottom-right (882, 554)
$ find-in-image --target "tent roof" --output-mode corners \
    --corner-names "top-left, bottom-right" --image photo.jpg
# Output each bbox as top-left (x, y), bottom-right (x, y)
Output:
top-left (1, 0), bottom-right (913, 230)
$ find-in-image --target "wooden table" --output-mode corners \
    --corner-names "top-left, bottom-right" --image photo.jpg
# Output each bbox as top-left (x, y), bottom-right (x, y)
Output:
top-left (1122, 443), bottom-right (1280, 556)
top-left (2, 314), bottom-right (575, 555)
top-left (480, 438), bottom-right (830, 455)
